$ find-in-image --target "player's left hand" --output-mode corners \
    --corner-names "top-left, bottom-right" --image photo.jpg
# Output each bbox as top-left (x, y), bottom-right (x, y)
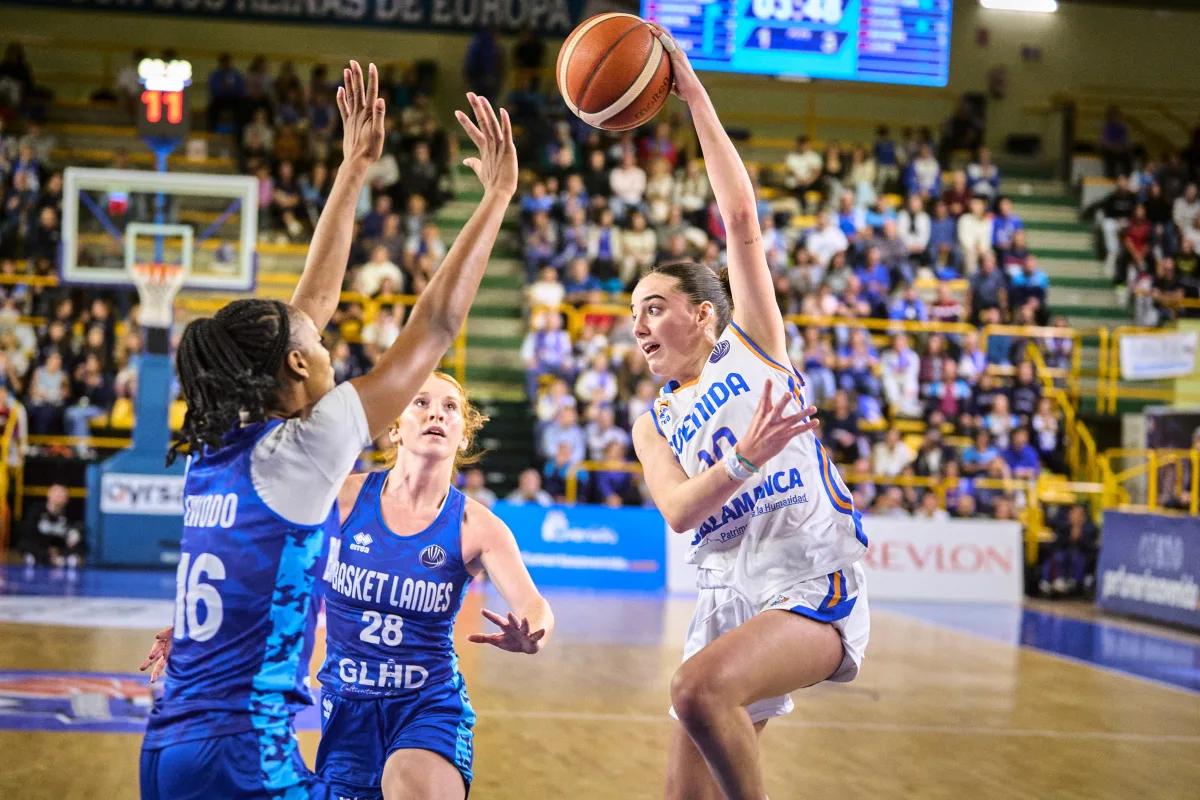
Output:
top-left (139, 625), bottom-right (173, 683)
top-left (337, 60), bottom-right (386, 167)
top-left (646, 22), bottom-right (704, 105)
top-left (468, 609), bottom-right (546, 654)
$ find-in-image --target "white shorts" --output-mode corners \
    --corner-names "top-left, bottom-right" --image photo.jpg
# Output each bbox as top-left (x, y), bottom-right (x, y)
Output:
top-left (671, 561), bottom-right (870, 724)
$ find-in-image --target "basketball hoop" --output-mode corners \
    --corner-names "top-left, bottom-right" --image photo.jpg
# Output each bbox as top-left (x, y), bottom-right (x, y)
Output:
top-left (131, 262), bottom-right (187, 329)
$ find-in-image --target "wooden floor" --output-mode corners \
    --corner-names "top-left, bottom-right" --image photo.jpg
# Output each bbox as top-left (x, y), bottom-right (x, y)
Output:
top-left (1, 588), bottom-right (1198, 800)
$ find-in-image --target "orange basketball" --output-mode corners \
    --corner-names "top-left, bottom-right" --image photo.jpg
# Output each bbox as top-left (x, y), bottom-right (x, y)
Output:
top-left (556, 13), bottom-right (673, 132)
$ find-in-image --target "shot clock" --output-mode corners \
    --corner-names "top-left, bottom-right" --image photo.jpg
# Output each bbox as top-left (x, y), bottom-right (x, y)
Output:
top-left (136, 58), bottom-right (193, 142)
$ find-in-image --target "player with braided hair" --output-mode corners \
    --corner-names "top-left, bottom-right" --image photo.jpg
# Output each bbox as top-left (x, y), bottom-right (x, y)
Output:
top-left (138, 58), bottom-right (519, 799)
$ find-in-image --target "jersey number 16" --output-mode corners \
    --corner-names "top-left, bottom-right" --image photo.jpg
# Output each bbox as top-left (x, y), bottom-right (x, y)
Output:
top-left (173, 552), bottom-right (226, 642)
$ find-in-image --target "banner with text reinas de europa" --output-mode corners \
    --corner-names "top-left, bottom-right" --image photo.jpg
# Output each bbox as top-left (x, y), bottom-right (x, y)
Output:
top-left (860, 517), bottom-right (1024, 603)
top-left (11, 0), bottom-right (585, 35)
top-left (493, 502), bottom-right (666, 591)
top-left (1097, 511), bottom-right (1200, 631)
top-left (1120, 329), bottom-right (1198, 380)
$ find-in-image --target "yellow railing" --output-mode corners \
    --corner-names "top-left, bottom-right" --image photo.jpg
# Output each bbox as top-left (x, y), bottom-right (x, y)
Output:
top-left (564, 461), bottom-right (645, 505)
top-left (0, 404), bottom-right (22, 552)
top-left (1100, 448), bottom-right (1200, 516)
top-left (1027, 343), bottom-right (1098, 481)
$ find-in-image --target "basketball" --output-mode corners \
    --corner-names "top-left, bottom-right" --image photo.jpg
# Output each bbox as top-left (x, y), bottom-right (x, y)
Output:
top-left (556, 13), bottom-right (673, 132)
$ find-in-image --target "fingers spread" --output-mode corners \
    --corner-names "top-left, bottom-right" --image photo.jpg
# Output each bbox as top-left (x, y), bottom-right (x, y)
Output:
top-left (480, 607), bottom-right (507, 628)
top-left (456, 108), bottom-right (485, 148)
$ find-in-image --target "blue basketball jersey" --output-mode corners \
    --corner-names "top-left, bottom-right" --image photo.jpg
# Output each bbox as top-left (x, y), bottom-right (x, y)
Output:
top-left (319, 472), bottom-right (473, 698)
top-left (144, 420), bottom-right (336, 751)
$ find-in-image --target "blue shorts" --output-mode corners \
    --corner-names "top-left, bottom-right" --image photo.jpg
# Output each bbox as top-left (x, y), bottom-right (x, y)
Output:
top-left (140, 726), bottom-right (331, 800)
top-left (316, 685), bottom-right (475, 800)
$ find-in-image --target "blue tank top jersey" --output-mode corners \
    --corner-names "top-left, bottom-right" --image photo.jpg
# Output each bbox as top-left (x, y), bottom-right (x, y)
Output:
top-left (319, 471), bottom-right (473, 698)
top-left (144, 420), bottom-right (336, 749)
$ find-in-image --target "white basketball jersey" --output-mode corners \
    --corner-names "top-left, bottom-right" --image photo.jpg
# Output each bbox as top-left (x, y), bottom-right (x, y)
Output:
top-left (651, 321), bottom-right (868, 606)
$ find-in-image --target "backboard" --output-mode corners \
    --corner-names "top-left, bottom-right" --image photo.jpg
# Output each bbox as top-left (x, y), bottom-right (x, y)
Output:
top-left (61, 167), bottom-right (257, 291)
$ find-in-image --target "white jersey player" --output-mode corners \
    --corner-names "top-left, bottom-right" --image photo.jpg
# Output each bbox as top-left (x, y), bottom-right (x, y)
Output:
top-left (631, 27), bottom-right (870, 800)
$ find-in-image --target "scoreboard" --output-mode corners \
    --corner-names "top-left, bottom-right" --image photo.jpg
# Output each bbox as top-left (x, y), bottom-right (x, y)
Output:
top-left (642, 0), bottom-right (952, 87)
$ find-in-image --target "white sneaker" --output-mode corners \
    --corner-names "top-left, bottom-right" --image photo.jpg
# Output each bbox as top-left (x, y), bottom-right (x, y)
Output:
top-left (1052, 577), bottom-right (1069, 594)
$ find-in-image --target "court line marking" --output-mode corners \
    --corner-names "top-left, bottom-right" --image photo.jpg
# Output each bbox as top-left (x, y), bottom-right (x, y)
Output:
top-left (474, 708), bottom-right (1200, 744)
top-left (873, 608), bottom-right (1200, 698)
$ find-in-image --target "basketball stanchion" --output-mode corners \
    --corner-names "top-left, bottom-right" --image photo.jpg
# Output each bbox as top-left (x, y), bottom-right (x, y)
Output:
top-left (85, 257), bottom-right (191, 566)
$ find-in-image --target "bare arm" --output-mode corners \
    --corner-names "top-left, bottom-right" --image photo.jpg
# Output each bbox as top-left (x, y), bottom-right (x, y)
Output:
top-left (633, 381), bottom-right (819, 533)
top-left (466, 499), bottom-right (554, 653)
top-left (291, 61), bottom-right (386, 330)
top-left (349, 93), bottom-right (517, 437)
top-left (654, 28), bottom-right (786, 359)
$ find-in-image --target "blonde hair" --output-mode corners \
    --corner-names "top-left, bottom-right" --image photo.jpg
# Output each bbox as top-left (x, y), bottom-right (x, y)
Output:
top-left (382, 371), bottom-right (489, 472)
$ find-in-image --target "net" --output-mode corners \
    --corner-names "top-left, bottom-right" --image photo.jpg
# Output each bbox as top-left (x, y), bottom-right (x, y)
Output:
top-left (131, 262), bottom-right (187, 329)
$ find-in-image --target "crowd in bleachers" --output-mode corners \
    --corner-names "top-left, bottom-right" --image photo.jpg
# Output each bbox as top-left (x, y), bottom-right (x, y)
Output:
top-left (511, 99), bottom-right (1095, 516)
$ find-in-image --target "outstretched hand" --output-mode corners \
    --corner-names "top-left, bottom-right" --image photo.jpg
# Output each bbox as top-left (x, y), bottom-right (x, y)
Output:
top-left (454, 93), bottom-right (518, 199)
top-left (468, 608), bottom-right (545, 654)
top-left (138, 625), bottom-right (173, 683)
top-left (646, 22), bottom-right (704, 105)
top-left (735, 379), bottom-right (820, 470)
top-left (336, 60), bottom-right (386, 168)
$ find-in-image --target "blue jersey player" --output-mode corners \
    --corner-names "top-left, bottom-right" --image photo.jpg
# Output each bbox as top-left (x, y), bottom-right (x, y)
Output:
top-left (138, 66), bottom-right (520, 799)
top-left (318, 371), bottom-right (553, 799)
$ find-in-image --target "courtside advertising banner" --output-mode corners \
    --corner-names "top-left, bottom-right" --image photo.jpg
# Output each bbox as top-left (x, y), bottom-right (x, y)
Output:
top-left (1097, 512), bottom-right (1200, 630)
top-left (860, 517), bottom-right (1024, 603)
top-left (494, 502), bottom-right (666, 591)
top-left (98, 473), bottom-right (185, 516)
top-left (1119, 330), bottom-right (1198, 380)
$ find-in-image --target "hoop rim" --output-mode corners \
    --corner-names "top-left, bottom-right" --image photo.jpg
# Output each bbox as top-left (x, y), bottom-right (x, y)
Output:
top-left (131, 261), bottom-right (188, 285)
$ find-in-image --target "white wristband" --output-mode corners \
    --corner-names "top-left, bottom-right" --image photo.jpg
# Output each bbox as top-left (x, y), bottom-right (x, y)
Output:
top-left (723, 449), bottom-right (756, 482)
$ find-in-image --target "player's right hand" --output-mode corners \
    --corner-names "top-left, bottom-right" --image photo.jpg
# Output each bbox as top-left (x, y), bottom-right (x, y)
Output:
top-left (646, 22), bottom-right (704, 105)
top-left (454, 93), bottom-right (518, 199)
top-left (735, 379), bottom-right (819, 471)
top-left (336, 60), bottom-right (386, 168)
top-left (139, 625), bottom-right (173, 683)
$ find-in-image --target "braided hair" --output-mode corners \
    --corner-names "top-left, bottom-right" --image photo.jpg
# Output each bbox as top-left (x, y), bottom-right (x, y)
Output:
top-left (169, 299), bottom-right (293, 465)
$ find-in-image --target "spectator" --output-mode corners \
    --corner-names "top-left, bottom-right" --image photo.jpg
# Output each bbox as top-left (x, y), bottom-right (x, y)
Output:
top-left (881, 333), bottom-right (921, 417)
top-left (620, 210), bottom-right (658, 288)
top-left (609, 148), bottom-right (647, 220)
top-left (542, 403), bottom-right (586, 464)
top-left (400, 141), bottom-right (444, 211)
top-left (511, 28), bottom-right (547, 90)
top-left (461, 467), bottom-right (497, 508)
top-left (1010, 361), bottom-right (1042, 420)
top-left (1040, 504), bottom-right (1099, 596)
top-left (1031, 397), bottom-right (1063, 474)
top-left (950, 492), bottom-right (978, 519)
top-left (889, 283), bottom-right (928, 322)
top-left (968, 252), bottom-right (1007, 323)
top-left (527, 265), bottom-right (565, 320)
top-left (904, 143), bottom-right (941, 199)
top-left (991, 196), bottom-right (1023, 260)
top-left (1172, 183), bottom-right (1199, 236)
top-left (585, 403), bottom-right (631, 462)
top-left (914, 490), bottom-right (949, 520)
top-left (984, 393), bottom-right (1019, 450)
top-left (872, 428), bottom-right (915, 477)
top-left (505, 468), bottom-right (553, 507)
top-left (957, 196), bottom-right (994, 275)
top-left (591, 441), bottom-right (634, 507)
top-left (1093, 175), bottom-right (1137, 279)
top-left (1116, 203), bottom-right (1153, 286)
top-left (522, 313), bottom-right (573, 399)
top-left (207, 53), bottom-right (245, 133)
top-left (586, 208), bottom-right (624, 292)
top-left (675, 158), bottom-right (711, 223)
top-left (961, 429), bottom-right (999, 476)
top-left (1099, 106), bottom-right (1132, 178)
top-left (965, 146), bottom-right (1000, 201)
top-left (640, 122), bottom-right (679, 169)
top-left (542, 439), bottom-right (585, 502)
top-left (563, 257), bottom-right (603, 306)
top-left (18, 483), bottom-right (82, 568)
top-left (896, 194), bottom-right (930, 262)
top-left (354, 245), bottom-right (405, 297)
top-left (575, 353), bottom-right (619, 410)
top-left (826, 390), bottom-right (866, 464)
top-left (785, 136), bottom-right (823, 210)
top-left (361, 304), bottom-right (403, 366)
top-left (27, 350), bottom-right (67, 434)
top-left (806, 210), bottom-right (850, 269)
top-left (1003, 426), bottom-right (1041, 479)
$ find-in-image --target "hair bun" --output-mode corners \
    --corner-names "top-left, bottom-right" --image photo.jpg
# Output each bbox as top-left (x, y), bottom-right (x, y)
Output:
top-left (716, 266), bottom-right (732, 300)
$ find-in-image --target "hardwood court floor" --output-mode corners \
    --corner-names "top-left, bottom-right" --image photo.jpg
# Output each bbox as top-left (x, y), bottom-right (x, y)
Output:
top-left (0, 583), bottom-right (1197, 800)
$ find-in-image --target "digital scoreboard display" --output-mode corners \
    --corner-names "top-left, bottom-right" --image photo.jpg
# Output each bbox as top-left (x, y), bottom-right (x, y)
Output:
top-left (641, 0), bottom-right (952, 87)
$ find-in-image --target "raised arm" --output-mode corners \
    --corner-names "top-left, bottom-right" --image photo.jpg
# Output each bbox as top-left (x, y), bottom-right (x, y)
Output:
top-left (350, 93), bottom-right (517, 436)
top-left (653, 27), bottom-right (787, 359)
top-left (290, 61), bottom-right (386, 330)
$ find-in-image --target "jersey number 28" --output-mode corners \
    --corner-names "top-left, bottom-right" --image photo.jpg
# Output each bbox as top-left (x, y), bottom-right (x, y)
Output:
top-left (360, 610), bottom-right (405, 646)
top-left (173, 552), bottom-right (226, 642)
